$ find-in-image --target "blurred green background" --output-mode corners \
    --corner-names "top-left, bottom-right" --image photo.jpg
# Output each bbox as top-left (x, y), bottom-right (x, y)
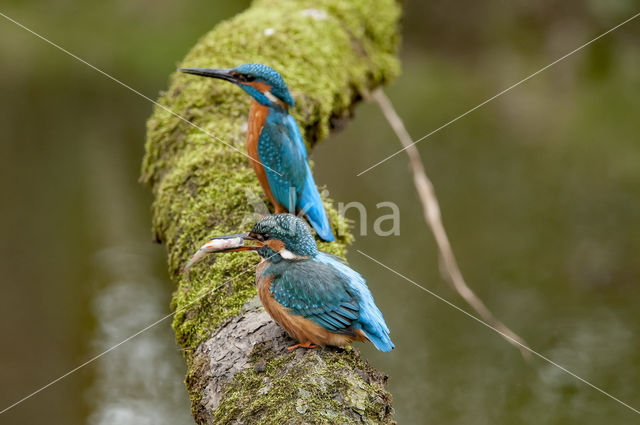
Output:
top-left (1, 1), bottom-right (639, 424)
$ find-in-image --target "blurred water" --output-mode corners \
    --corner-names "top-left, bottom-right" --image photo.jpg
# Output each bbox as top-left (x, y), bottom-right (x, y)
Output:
top-left (1, 1), bottom-right (639, 424)
top-left (87, 246), bottom-right (191, 425)
top-left (312, 52), bottom-right (640, 423)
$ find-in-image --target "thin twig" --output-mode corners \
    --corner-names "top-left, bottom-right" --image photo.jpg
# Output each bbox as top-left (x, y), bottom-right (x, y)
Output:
top-left (369, 88), bottom-right (530, 358)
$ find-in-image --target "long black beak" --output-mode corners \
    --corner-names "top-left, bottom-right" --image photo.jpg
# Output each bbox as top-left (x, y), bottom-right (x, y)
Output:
top-left (179, 68), bottom-right (238, 83)
top-left (209, 232), bottom-right (263, 252)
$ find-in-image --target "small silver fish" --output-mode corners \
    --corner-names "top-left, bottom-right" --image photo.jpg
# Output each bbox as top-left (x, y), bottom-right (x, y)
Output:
top-left (181, 236), bottom-right (245, 279)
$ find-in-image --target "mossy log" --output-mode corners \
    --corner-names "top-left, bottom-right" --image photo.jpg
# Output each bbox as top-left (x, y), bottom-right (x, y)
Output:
top-left (141, 0), bottom-right (400, 423)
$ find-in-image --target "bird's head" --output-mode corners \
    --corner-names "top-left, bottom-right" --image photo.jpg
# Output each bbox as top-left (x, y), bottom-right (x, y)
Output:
top-left (249, 214), bottom-right (318, 260)
top-left (210, 214), bottom-right (318, 263)
top-left (180, 63), bottom-right (295, 108)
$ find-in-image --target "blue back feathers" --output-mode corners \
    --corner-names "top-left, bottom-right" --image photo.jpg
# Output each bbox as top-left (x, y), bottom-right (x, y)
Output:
top-left (254, 215), bottom-right (394, 352)
top-left (315, 253), bottom-right (395, 352)
top-left (254, 85), bottom-right (334, 241)
top-left (284, 114), bottom-right (334, 242)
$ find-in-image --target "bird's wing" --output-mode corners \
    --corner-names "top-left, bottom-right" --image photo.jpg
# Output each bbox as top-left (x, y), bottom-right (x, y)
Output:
top-left (285, 114), bottom-right (309, 161)
top-left (258, 115), bottom-right (307, 212)
top-left (270, 260), bottom-right (360, 334)
top-left (283, 114), bottom-right (334, 241)
top-left (314, 252), bottom-right (394, 351)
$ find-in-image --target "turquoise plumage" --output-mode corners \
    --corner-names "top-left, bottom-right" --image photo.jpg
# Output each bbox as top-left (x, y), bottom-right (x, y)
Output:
top-left (267, 252), bottom-right (394, 352)
top-left (180, 63), bottom-right (334, 241)
top-left (259, 108), bottom-right (333, 240)
top-left (314, 253), bottom-right (394, 352)
top-left (214, 213), bottom-right (394, 351)
top-left (185, 214), bottom-right (393, 351)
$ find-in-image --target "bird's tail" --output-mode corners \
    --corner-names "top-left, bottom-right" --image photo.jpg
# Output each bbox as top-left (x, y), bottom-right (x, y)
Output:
top-left (362, 328), bottom-right (395, 352)
top-left (315, 252), bottom-right (394, 352)
top-left (298, 165), bottom-right (334, 241)
top-left (359, 300), bottom-right (395, 352)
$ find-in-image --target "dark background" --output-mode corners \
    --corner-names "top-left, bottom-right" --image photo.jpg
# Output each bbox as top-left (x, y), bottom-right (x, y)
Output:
top-left (1, 1), bottom-right (639, 424)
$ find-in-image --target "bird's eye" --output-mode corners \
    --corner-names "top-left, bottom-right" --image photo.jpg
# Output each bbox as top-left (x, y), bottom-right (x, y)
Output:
top-left (233, 73), bottom-right (255, 83)
top-left (262, 233), bottom-right (270, 240)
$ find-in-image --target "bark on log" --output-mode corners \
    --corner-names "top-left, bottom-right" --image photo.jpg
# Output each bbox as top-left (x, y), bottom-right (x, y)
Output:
top-left (141, 0), bottom-right (400, 423)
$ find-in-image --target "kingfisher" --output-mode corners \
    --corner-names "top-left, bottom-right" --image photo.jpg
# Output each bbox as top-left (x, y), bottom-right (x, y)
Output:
top-left (180, 63), bottom-right (335, 242)
top-left (184, 214), bottom-right (394, 351)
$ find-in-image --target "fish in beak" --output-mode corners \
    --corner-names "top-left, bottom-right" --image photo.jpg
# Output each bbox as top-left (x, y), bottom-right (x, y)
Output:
top-left (181, 232), bottom-right (263, 278)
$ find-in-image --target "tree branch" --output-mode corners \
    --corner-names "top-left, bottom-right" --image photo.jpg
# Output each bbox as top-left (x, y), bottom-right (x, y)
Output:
top-left (369, 88), bottom-right (530, 359)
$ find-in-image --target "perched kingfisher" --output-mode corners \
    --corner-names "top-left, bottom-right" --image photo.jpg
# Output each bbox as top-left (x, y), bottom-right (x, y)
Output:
top-left (184, 214), bottom-right (393, 351)
top-left (180, 63), bottom-right (335, 241)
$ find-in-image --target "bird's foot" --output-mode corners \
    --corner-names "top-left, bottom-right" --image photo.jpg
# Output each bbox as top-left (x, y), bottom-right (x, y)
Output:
top-left (287, 341), bottom-right (317, 350)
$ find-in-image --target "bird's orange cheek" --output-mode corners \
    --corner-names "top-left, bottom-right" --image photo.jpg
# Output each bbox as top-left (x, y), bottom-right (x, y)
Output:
top-left (246, 81), bottom-right (272, 93)
top-left (265, 240), bottom-right (285, 252)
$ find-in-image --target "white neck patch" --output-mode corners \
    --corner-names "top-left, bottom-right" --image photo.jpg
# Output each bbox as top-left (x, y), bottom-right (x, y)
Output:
top-left (279, 248), bottom-right (308, 261)
top-left (264, 91), bottom-right (286, 108)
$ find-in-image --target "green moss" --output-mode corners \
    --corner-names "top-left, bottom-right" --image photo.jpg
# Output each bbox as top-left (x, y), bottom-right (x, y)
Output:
top-left (212, 345), bottom-right (394, 424)
top-left (142, 0), bottom-right (400, 420)
top-left (142, 0), bottom-right (400, 352)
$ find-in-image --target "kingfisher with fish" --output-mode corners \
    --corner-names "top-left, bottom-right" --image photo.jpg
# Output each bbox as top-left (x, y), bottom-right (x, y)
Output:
top-left (180, 63), bottom-right (335, 242)
top-left (183, 214), bottom-right (393, 352)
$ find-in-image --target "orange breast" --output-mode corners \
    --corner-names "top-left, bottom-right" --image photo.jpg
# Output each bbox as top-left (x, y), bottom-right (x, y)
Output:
top-left (247, 100), bottom-right (285, 212)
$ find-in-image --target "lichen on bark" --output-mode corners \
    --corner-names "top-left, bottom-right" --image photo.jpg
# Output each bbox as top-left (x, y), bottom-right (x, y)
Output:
top-left (215, 343), bottom-right (393, 424)
top-left (141, 0), bottom-right (400, 422)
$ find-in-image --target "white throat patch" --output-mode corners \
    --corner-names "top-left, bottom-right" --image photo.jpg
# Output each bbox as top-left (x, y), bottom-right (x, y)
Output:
top-left (264, 91), bottom-right (286, 108)
top-left (279, 248), bottom-right (308, 261)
